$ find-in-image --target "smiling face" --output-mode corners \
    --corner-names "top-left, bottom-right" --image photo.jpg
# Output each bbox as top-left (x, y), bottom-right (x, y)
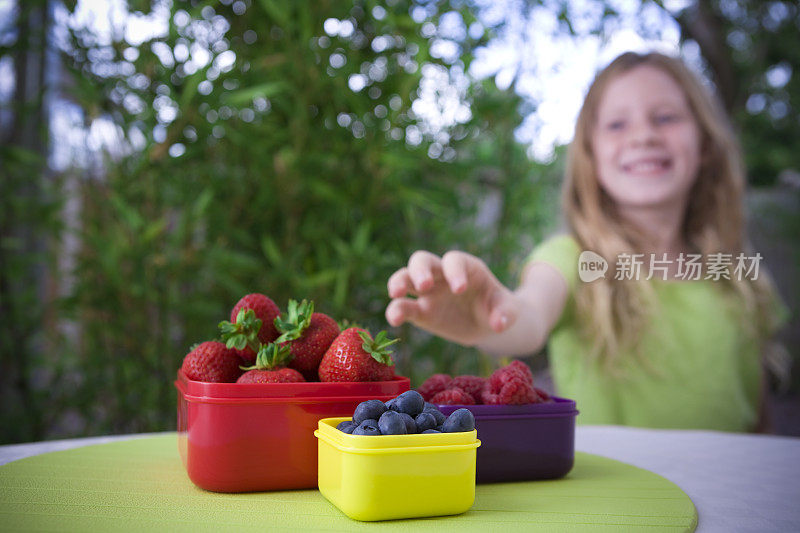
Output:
top-left (591, 65), bottom-right (702, 212)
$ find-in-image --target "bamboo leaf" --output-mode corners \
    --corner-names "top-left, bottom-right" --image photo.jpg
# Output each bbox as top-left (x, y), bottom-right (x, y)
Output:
top-left (256, 0), bottom-right (290, 27)
top-left (109, 192), bottom-right (144, 231)
top-left (222, 82), bottom-right (288, 105)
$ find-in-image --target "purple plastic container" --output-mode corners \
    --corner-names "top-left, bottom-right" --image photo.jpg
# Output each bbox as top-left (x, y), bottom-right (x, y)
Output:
top-left (437, 397), bottom-right (578, 483)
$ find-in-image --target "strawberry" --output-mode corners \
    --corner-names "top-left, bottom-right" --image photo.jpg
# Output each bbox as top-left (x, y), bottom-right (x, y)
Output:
top-left (237, 366), bottom-right (305, 384)
top-left (318, 327), bottom-right (398, 382)
top-left (431, 387), bottom-right (475, 405)
top-left (231, 293), bottom-right (281, 343)
top-left (417, 373), bottom-right (453, 401)
top-left (236, 343), bottom-right (305, 383)
top-left (219, 293), bottom-right (281, 363)
top-left (181, 341), bottom-right (243, 383)
top-left (274, 299), bottom-right (340, 381)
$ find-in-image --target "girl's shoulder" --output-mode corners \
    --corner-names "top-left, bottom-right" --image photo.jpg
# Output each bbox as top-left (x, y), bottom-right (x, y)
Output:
top-left (532, 233), bottom-right (580, 253)
top-left (525, 233), bottom-right (581, 291)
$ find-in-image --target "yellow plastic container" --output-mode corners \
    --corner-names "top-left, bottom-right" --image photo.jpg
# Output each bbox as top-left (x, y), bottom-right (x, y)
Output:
top-left (314, 417), bottom-right (481, 521)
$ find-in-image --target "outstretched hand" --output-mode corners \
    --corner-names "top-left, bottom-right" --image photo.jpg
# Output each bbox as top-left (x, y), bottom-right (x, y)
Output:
top-left (385, 250), bottom-right (517, 346)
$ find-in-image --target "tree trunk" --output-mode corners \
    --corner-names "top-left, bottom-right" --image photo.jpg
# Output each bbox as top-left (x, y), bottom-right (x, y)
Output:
top-left (0, 0), bottom-right (51, 443)
top-left (674, 1), bottom-right (739, 114)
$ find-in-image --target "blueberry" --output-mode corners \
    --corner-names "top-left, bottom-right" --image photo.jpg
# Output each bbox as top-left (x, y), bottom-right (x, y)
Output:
top-left (395, 390), bottom-right (425, 417)
top-left (352, 419), bottom-right (381, 436)
top-left (414, 412), bottom-right (437, 433)
top-left (353, 399), bottom-right (387, 425)
top-left (336, 421), bottom-right (356, 434)
top-left (423, 406), bottom-right (446, 426)
top-left (435, 425), bottom-right (444, 432)
top-left (424, 402), bottom-right (437, 411)
top-left (399, 412), bottom-right (417, 433)
top-left (385, 398), bottom-right (399, 412)
top-left (442, 408), bottom-right (475, 433)
top-left (386, 397), bottom-right (406, 413)
top-left (422, 429), bottom-right (441, 434)
top-left (378, 411), bottom-right (407, 435)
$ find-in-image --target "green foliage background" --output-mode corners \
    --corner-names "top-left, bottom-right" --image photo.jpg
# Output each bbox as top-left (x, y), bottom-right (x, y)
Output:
top-left (1, 0), bottom-right (560, 443)
top-left (2, 0), bottom-right (798, 443)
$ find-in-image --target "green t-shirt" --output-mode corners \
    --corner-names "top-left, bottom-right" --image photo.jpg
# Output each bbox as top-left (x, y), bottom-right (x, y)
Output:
top-left (528, 235), bottom-right (782, 432)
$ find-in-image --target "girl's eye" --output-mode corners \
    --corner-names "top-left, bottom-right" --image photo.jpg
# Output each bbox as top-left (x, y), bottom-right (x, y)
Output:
top-left (606, 120), bottom-right (625, 131)
top-left (655, 113), bottom-right (680, 124)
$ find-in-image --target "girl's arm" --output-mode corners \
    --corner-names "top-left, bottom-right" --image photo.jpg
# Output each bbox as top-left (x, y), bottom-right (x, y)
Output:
top-left (385, 251), bottom-right (569, 357)
top-left (476, 261), bottom-right (569, 357)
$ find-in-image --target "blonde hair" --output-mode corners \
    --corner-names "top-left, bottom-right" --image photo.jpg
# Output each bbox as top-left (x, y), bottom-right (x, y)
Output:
top-left (563, 51), bottom-right (783, 371)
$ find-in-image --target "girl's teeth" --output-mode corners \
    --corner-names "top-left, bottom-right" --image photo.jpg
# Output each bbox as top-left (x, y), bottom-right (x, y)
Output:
top-left (628, 161), bottom-right (664, 172)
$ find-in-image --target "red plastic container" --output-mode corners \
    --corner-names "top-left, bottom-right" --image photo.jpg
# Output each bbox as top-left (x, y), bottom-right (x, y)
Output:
top-left (175, 371), bottom-right (410, 492)
top-left (437, 397), bottom-right (578, 483)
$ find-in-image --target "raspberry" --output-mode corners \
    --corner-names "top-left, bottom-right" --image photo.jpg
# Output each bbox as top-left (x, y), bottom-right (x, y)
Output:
top-left (482, 376), bottom-right (540, 405)
top-left (416, 373), bottom-right (452, 401)
top-left (430, 387), bottom-right (475, 405)
top-left (484, 363), bottom-right (540, 405)
top-left (449, 375), bottom-right (489, 404)
top-left (480, 390), bottom-right (500, 404)
top-left (505, 360), bottom-right (534, 384)
top-left (489, 360), bottom-right (534, 391)
top-left (534, 386), bottom-right (551, 402)
top-left (489, 369), bottom-right (515, 391)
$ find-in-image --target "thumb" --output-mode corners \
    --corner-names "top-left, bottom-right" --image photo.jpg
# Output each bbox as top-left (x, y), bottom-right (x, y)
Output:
top-left (486, 289), bottom-right (517, 333)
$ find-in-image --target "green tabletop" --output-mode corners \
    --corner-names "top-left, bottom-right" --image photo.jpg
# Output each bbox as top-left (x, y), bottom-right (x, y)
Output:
top-left (0, 433), bottom-right (696, 532)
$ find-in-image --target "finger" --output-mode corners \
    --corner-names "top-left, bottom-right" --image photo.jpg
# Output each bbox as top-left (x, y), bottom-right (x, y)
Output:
top-left (440, 251), bottom-right (471, 294)
top-left (487, 289), bottom-right (517, 333)
top-left (385, 298), bottom-right (422, 327)
top-left (387, 268), bottom-right (416, 299)
top-left (407, 250), bottom-right (442, 293)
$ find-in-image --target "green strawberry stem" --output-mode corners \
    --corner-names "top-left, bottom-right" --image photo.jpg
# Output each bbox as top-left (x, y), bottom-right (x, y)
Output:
top-left (337, 318), bottom-right (361, 331)
top-left (274, 299), bottom-right (313, 343)
top-left (357, 329), bottom-right (399, 366)
top-left (218, 308), bottom-right (262, 353)
top-left (240, 343), bottom-right (294, 371)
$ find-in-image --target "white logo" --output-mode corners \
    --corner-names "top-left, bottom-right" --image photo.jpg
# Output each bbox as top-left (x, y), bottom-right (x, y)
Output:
top-left (577, 251), bottom-right (762, 282)
top-left (578, 251), bottom-right (608, 282)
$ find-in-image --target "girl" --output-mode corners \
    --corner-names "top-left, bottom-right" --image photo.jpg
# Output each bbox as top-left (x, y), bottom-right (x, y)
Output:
top-left (385, 52), bottom-right (786, 432)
